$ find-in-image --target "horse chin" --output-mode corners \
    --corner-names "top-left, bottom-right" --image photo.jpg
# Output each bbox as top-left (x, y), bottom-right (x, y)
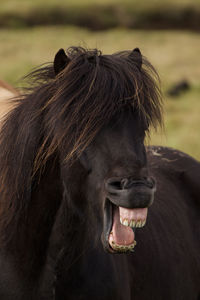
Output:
top-left (102, 198), bottom-right (149, 254)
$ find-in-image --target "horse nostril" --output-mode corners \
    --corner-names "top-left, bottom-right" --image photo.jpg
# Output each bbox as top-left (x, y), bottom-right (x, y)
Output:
top-left (107, 179), bottom-right (122, 190)
top-left (105, 177), bottom-right (131, 192)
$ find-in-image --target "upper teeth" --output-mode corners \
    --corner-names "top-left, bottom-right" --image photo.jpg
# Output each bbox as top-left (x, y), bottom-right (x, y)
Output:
top-left (120, 217), bottom-right (146, 228)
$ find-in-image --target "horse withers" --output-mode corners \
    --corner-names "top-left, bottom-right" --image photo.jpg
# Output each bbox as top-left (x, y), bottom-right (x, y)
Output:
top-left (0, 47), bottom-right (199, 300)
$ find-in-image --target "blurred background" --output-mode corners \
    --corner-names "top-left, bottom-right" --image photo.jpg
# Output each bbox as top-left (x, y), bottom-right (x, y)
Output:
top-left (0, 0), bottom-right (200, 159)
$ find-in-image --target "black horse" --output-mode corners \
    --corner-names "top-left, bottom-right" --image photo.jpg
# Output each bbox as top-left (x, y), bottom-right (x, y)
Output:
top-left (0, 47), bottom-right (199, 300)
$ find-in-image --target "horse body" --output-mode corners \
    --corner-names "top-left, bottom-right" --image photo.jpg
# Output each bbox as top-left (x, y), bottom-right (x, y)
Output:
top-left (0, 47), bottom-right (199, 299)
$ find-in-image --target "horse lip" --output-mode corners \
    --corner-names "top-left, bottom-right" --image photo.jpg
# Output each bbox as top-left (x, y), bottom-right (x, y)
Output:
top-left (102, 198), bottom-right (115, 253)
top-left (102, 199), bottom-right (125, 254)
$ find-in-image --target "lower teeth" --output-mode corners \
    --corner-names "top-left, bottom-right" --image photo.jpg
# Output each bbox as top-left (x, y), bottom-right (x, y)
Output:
top-left (111, 240), bottom-right (137, 252)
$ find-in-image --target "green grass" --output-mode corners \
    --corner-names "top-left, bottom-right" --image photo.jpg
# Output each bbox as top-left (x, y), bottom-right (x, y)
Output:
top-left (151, 87), bottom-right (200, 160)
top-left (0, 26), bottom-right (199, 160)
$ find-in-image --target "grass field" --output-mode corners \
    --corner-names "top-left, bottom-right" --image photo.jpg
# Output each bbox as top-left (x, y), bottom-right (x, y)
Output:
top-left (0, 26), bottom-right (200, 160)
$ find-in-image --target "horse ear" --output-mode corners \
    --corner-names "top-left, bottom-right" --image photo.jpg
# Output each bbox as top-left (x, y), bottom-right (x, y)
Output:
top-left (129, 48), bottom-right (142, 70)
top-left (54, 48), bottom-right (70, 75)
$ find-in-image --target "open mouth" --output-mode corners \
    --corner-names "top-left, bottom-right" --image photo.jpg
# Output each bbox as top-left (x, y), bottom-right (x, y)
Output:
top-left (102, 178), bottom-right (155, 253)
top-left (103, 200), bottom-right (148, 253)
top-left (109, 204), bottom-right (148, 252)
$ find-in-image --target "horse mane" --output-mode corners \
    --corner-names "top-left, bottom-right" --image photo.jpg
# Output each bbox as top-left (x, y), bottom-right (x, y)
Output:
top-left (0, 46), bottom-right (163, 246)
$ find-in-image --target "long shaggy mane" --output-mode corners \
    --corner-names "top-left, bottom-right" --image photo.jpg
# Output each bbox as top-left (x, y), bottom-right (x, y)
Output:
top-left (0, 46), bottom-right (163, 243)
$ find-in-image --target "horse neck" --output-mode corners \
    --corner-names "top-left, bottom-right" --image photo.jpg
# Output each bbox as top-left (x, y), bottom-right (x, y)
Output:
top-left (3, 157), bottom-right (63, 279)
top-left (48, 184), bottom-right (105, 298)
top-left (48, 174), bottom-right (91, 251)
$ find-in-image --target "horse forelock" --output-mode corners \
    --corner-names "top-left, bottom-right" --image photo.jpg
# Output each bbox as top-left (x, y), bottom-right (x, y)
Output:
top-left (32, 47), bottom-right (163, 171)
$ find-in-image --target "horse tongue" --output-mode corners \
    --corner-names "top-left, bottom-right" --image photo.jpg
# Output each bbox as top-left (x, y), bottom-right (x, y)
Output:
top-left (109, 206), bottom-right (135, 247)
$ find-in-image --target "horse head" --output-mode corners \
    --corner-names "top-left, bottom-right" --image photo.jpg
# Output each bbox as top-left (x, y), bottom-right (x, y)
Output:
top-left (52, 47), bottom-right (162, 255)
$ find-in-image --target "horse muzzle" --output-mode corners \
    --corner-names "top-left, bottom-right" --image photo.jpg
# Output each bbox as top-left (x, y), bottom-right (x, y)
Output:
top-left (105, 176), bottom-right (156, 208)
top-left (102, 176), bottom-right (156, 254)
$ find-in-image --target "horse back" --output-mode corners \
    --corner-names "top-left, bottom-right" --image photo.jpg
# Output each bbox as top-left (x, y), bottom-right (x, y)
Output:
top-left (147, 145), bottom-right (200, 204)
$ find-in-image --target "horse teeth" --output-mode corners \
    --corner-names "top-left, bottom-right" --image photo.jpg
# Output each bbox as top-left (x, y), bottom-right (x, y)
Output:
top-left (136, 220), bottom-right (141, 228)
top-left (111, 241), bottom-right (137, 252)
top-left (120, 217), bottom-right (146, 228)
top-left (141, 220), bottom-right (146, 227)
top-left (130, 219), bottom-right (136, 228)
top-left (122, 219), bottom-right (129, 226)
